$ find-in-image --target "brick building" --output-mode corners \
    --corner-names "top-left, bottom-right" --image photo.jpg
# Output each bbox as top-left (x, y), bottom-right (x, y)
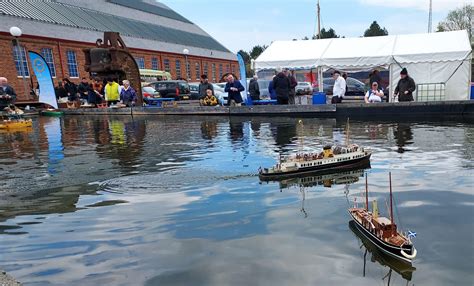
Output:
top-left (0, 0), bottom-right (239, 101)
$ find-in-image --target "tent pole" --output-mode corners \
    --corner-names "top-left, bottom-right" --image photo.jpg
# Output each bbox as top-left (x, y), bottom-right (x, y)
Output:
top-left (318, 67), bottom-right (323, 92)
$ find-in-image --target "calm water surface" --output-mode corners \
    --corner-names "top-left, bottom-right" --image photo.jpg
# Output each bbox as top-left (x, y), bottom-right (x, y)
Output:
top-left (0, 116), bottom-right (472, 286)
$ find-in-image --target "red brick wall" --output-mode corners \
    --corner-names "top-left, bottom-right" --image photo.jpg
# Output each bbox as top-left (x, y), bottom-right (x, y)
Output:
top-left (0, 34), bottom-right (239, 101)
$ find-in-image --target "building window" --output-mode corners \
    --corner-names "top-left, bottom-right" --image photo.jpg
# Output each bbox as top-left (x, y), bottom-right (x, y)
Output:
top-left (175, 60), bottom-right (181, 78)
top-left (186, 61), bottom-right (191, 80)
top-left (211, 63), bottom-right (216, 81)
top-left (12, 45), bottom-right (29, 77)
top-left (226, 64), bottom-right (230, 74)
top-left (164, 59), bottom-right (170, 72)
top-left (204, 62), bottom-right (208, 76)
top-left (151, 57), bottom-right (159, 70)
top-left (66, 50), bottom-right (79, 78)
top-left (231, 65), bottom-right (236, 74)
top-left (195, 62), bottom-right (200, 80)
top-left (40, 48), bottom-right (56, 78)
top-left (219, 64), bottom-right (223, 79)
top-left (136, 57), bottom-right (145, 69)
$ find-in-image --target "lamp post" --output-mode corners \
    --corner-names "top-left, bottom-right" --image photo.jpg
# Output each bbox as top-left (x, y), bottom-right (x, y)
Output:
top-left (10, 26), bottom-right (31, 101)
top-left (183, 48), bottom-right (189, 81)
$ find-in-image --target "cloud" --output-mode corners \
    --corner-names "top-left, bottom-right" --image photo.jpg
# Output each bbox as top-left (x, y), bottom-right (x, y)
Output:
top-left (359, 0), bottom-right (471, 12)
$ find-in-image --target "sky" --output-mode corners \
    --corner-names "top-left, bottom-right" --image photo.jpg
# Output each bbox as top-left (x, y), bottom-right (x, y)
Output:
top-left (159, 0), bottom-right (470, 54)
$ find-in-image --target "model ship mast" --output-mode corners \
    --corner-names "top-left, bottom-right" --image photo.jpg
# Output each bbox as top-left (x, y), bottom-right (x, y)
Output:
top-left (345, 118), bottom-right (350, 146)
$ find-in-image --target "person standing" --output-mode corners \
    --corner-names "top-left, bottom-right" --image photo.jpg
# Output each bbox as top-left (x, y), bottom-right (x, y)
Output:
top-left (198, 74), bottom-right (213, 99)
top-left (104, 77), bottom-right (121, 106)
top-left (91, 78), bottom-right (104, 104)
top-left (369, 69), bottom-right (382, 88)
top-left (331, 71), bottom-right (346, 104)
top-left (120, 80), bottom-right (137, 107)
top-left (288, 70), bottom-right (297, 104)
top-left (273, 69), bottom-right (291, 105)
top-left (54, 81), bottom-right (67, 100)
top-left (268, 75), bottom-right (277, 100)
top-left (224, 74), bottom-right (244, 106)
top-left (248, 74), bottom-right (260, 100)
top-left (0, 77), bottom-right (16, 109)
top-left (394, 68), bottom-right (416, 102)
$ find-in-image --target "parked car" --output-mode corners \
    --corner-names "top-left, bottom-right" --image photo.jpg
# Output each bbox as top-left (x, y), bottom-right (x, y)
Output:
top-left (150, 80), bottom-right (191, 100)
top-left (142, 86), bottom-right (160, 98)
top-left (323, 77), bottom-right (366, 96)
top-left (189, 82), bottom-right (200, 100)
top-left (323, 77), bottom-right (388, 101)
top-left (213, 84), bottom-right (228, 105)
top-left (296, 82), bottom-right (312, 95)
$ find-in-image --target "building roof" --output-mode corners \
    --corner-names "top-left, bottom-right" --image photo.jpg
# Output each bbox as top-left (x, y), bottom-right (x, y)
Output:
top-left (0, 0), bottom-right (231, 54)
top-left (107, 0), bottom-right (191, 24)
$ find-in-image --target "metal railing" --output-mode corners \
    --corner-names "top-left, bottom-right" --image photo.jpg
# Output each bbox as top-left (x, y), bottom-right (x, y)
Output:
top-left (416, 82), bottom-right (445, 102)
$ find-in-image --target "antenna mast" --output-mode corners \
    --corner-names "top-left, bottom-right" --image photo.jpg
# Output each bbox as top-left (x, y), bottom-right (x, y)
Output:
top-left (389, 172), bottom-right (394, 234)
top-left (316, 0), bottom-right (321, 39)
top-left (428, 0), bottom-right (433, 33)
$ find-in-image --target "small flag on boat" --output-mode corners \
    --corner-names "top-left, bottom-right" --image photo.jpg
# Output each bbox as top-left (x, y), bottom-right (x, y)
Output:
top-left (408, 230), bottom-right (417, 239)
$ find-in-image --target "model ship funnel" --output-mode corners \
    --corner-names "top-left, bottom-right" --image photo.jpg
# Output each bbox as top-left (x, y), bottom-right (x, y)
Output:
top-left (372, 199), bottom-right (379, 218)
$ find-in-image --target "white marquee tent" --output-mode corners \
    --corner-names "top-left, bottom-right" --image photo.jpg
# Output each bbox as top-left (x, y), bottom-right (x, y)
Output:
top-left (254, 30), bottom-right (472, 101)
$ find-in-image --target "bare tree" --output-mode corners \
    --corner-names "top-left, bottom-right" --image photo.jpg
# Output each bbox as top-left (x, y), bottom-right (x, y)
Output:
top-left (437, 4), bottom-right (473, 42)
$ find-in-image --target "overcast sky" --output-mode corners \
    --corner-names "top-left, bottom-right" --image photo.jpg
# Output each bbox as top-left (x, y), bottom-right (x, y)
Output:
top-left (159, 0), bottom-right (471, 53)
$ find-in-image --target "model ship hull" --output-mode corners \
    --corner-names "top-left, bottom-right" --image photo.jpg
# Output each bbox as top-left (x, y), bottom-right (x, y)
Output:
top-left (349, 221), bottom-right (416, 281)
top-left (349, 210), bottom-right (416, 263)
top-left (259, 153), bottom-right (371, 181)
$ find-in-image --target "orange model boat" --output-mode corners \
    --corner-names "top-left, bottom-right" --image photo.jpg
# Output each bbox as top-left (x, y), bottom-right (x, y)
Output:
top-left (0, 119), bottom-right (33, 130)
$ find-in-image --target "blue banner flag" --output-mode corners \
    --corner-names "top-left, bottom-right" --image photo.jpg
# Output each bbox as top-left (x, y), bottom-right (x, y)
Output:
top-left (237, 52), bottom-right (248, 103)
top-left (28, 51), bottom-right (58, 109)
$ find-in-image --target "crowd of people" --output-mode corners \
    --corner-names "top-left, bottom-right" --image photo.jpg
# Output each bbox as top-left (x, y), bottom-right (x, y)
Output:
top-left (55, 77), bottom-right (137, 107)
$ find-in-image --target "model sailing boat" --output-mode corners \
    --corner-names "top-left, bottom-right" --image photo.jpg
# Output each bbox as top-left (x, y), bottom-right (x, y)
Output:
top-left (259, 119), bottom-right (371, 180)
top-left (349, 173), bottom-right (417, 263)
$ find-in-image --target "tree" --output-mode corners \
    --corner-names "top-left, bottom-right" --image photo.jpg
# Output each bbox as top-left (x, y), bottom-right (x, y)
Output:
top-left (437, 4), bottom-right (473, 42)
top-left (249, 45), bottom-right (267, 60)
top-left (314, 28), bottom-right (339, 39)
top-left (363, 21), bottom-right (388, 37)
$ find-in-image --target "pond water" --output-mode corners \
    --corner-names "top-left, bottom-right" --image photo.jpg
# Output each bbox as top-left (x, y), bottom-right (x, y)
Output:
top-left (0, 116), bottom-right (472, 286)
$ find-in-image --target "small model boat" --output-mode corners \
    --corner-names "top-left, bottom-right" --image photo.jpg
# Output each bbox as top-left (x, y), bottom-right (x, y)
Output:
top-left (348, 173), bottom-right (417, 263)
top-left (0, 119), bottom-right (33, 130)
top-left (259, 119), bottom-right (371, 180)
top-left (41, 109), bottom-right (64, 116)
top-left (349, 221), bottom-right (416, 282)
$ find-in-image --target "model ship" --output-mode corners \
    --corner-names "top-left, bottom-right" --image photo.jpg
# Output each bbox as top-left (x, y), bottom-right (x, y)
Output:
top-left (0, 105), bottom-right (32, 130)
top-left (259, 119), bottom-right (371, 180)
top-left (349, 173), bottom-right (417, 263)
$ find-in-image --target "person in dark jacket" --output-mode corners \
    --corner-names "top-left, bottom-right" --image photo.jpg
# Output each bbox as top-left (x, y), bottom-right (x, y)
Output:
top-left (273, 70), bottom-right (291, 105)
top-left (268, 75), bottom-right (277, 99)
top-left (55, 81), bottom-right (67, 100)
top-left (0, 77), bottom-right (16, 109)
top-left (120, 80), bottom-right (137, 107)
top-left (248, 75), bottom-right (260, 100)
top-left (394, 68), bottom-right (416, 102)
top-left (77, 77), bottom-right (90, 103)
top-left (198, 74), bottom-right (214, 98)
top-left (63, 78), bottom-right (78, 102)
top-left (224, 74), bottom-right (244, 106)
top-left (288, 70), bottom-right (297, 104)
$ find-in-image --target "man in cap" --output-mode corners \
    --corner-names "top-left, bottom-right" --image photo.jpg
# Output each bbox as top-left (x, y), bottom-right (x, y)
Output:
top-left (331, 70), bottom-right (346, 104)
top-left (394, 68), bottom-right (416, 102)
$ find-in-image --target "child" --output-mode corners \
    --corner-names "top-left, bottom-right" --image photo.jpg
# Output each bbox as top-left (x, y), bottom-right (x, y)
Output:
top-left (200, 89), bottom-right (218, 106)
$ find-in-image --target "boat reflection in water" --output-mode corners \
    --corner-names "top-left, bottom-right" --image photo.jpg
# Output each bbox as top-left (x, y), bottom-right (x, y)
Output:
top-left (349, 220), bottom-right (416, 284)
top-left (266, 162), bottom-right (370, 190)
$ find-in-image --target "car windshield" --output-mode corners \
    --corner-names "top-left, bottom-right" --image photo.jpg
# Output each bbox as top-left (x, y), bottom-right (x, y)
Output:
top-left (178, 82), bottom-right (189, 89)
top-left (189, 85), bottom-right (198, 91)
top-left (297, 82), bottom-right (310, 87)
top-left (142, 86), bottom-right (156, 93)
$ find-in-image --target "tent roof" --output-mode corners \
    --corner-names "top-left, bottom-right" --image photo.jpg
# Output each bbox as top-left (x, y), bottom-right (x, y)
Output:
top-left (254, 30), bottom-right (472, 70)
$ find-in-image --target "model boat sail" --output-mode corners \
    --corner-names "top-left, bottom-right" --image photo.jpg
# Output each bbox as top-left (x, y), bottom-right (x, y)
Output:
top-left (259, 119), bottom-right (371, 180)
top-left (349, 173), bottom-right (417, 263)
